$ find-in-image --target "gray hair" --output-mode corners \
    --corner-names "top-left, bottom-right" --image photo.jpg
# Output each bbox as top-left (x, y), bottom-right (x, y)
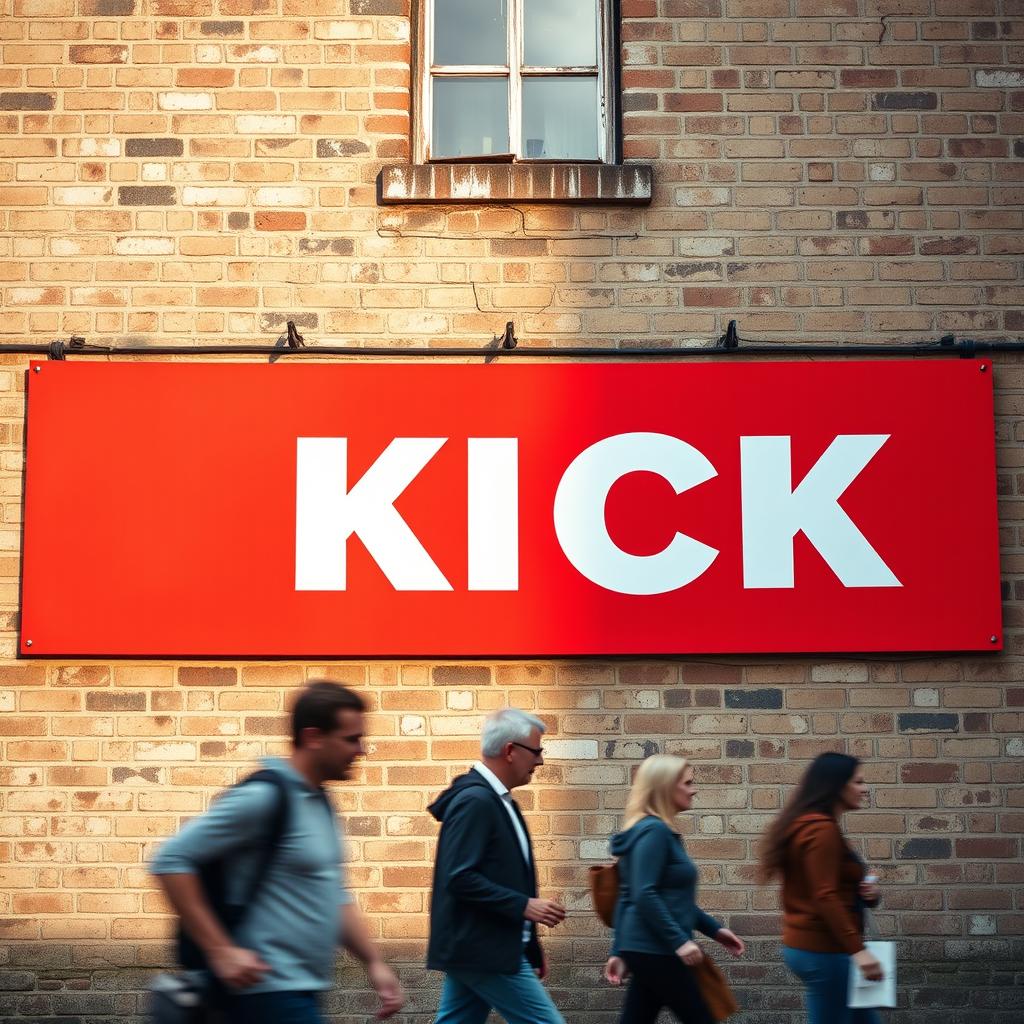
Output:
top-left (481, 708), bottom-right (546, 757)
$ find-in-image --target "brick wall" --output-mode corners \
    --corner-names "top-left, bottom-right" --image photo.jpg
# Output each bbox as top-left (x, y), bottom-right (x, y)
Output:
top-left (1, 0), bottom-right (1023, 1020)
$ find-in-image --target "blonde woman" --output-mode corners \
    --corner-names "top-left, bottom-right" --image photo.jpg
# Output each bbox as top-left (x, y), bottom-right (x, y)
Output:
top-left (604, 755), bottom-right (745, 1024)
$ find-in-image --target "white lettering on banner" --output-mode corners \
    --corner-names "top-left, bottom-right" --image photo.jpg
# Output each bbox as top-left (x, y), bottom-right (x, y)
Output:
top-left (552, 432), bottom-right (720, 596)
top-left (468, 438), bottom-right (519, 591)
top-left (295, 437), bottom-right (452, 591)
top-left (295, 432), bottom-right (897, 595)
top-left (740, 434), bottom-right (901, 589)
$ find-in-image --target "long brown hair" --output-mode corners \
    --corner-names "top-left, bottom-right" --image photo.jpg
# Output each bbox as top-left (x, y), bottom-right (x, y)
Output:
top-left (758, 752), bottom-right (858, 881)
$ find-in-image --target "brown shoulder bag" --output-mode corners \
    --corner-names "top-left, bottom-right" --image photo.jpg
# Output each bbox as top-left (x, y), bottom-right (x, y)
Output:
top-left (588, 862), bottom-right (619, 927)
top-left (691, 955), bottom-right (739, 1022)
top-left (589, 860), bottom-right (738, 1021)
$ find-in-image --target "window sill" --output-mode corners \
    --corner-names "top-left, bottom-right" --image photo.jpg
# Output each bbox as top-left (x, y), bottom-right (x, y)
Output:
top-left (377, 163), bottom-right (653, 205)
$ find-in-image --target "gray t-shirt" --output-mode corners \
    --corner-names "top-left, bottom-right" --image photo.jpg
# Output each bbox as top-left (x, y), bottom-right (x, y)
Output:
top-left (150, 757), bottom-right (352, 993)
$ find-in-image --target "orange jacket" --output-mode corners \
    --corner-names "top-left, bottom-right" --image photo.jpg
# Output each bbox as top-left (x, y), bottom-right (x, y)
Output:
top-left (781, 812), bottom-right (865, 955)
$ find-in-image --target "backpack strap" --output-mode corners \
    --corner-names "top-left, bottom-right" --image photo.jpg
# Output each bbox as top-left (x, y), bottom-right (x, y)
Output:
top-left (235, 768), bottom-right (290, 919)
top-left (176, 767), bottom-right (291, 971)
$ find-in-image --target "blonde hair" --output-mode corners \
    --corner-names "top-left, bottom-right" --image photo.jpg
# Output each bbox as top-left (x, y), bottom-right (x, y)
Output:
top-left (622, 754), bottom-right (692, 830)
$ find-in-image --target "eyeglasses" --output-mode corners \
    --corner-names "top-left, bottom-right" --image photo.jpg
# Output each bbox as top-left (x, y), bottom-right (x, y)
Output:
top-left (511, 741), bottom-right (543, 758)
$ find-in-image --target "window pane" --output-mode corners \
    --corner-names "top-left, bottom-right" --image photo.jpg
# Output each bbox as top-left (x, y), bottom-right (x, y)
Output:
top-left (434, 0), bottom-right (507, 66)
top-left (432, 77), bottom-right (509, 158)
top-left (522, 77), bottom-right (599, 160)
top-left (524, 0), bottom-right (597, 67)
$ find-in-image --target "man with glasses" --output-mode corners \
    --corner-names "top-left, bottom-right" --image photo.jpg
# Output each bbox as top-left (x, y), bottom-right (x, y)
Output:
top-left (151, 682), bottom-right (404, 1024)
top-left (426, 708), bottom-right (567, 1024)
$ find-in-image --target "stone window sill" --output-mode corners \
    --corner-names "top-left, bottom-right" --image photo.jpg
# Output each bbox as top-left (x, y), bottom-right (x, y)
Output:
top-left (377, 163), bottom-right (653, 205)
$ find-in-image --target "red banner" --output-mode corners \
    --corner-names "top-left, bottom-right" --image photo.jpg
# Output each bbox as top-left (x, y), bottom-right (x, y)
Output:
top-left (22, 360), bottom-right (1001, 656)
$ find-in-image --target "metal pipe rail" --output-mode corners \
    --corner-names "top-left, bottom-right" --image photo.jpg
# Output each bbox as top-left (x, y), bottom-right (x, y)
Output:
top-left (3, 322), bottom-right (1023, 361)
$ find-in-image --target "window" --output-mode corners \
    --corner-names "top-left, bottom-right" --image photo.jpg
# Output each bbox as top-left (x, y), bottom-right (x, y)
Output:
top-left (382, 0), bottom-right (647, 204)
top-left (416, 0), bottom-right (618, 164)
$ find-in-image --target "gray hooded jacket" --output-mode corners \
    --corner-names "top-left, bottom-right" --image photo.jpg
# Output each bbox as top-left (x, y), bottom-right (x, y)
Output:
top-left (610, 815), bottom-right (722, 956)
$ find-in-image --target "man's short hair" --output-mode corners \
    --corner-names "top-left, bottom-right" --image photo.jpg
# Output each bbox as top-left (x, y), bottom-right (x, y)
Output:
top-left (481, 708), bottom-right (546, 757)
top-left (292, 681), bottom-right (366, 747)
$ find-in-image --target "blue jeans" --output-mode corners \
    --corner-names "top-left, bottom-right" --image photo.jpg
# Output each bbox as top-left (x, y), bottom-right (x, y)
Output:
top-left (434, 956), bottom-right (564, 1024)
top-left (224, 990), bottom-right (323, 1024)
top-left (782, 947), bottom-right (882, 1024)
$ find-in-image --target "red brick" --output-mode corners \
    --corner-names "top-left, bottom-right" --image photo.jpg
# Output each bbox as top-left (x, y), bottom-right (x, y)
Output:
top-left (255, 211), bottom-right (306, 231)
top-left (665, 93), bottom-right (724, 112)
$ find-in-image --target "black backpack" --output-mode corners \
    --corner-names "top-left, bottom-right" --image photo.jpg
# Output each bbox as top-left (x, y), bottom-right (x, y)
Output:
top-left (176, 769), bottom-right (290, 972)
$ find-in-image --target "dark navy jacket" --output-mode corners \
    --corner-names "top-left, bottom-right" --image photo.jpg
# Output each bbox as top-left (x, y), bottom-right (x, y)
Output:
top-left (610, 815), bottom-right (722, 956)
top-left (426, 770), bottom-right (542, 974)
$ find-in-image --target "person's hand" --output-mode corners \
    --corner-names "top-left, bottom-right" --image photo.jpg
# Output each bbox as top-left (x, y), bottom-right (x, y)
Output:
top-left (859, 876), bottom-right (881, 904)
top-left (853, 948), bottom-right (884, 983)
top-left (367, 960), bottom-right (405, 1020)
top-left (524, 898), bottom-right (566, 927)
top-left (206, 945), bottom-right (269, 989)
top-left (715, 928), bottom-right (745, 957)
top-left (604, 956), bottom-right (628, 985)
top-left (675, 940), bottom-right (704, 966)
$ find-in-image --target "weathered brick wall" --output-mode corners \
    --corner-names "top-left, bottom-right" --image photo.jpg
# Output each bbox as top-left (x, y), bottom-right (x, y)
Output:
top-left (1, 0), bottom-right (1022, 343)
top-left (1, 0), bottom-right (1023, 1020)
top-left (2, 654), bottom-right (1023, 1021)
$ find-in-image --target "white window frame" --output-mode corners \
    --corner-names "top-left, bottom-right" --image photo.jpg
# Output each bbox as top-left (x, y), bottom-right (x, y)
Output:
top-left (414, 0), bottom-right (619, 164)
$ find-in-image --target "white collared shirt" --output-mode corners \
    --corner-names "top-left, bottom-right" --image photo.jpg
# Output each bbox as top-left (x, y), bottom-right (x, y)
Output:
top-left (472, 761), bottom-right (532, 944)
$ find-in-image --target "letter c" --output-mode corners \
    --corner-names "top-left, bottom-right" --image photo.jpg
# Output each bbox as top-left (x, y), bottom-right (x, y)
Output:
top-left (553, 432), bottom-right (719, 595)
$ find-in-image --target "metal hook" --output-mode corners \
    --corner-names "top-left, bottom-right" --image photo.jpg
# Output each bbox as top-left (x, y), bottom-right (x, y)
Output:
top-left (717, 320), bottom-right (740, 350)
top-left (286, 321), bottom-right (305, 348)
top-left (496, 321), bottom-right (517, 349)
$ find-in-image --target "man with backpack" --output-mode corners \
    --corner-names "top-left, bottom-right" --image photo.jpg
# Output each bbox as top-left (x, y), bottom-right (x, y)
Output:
top-left (151, 681), bottom-right (404, 1024)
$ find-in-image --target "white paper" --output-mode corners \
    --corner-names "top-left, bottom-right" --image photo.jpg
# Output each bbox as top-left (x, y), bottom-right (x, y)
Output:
top-left (847, 941), bottom-right (897, 1008)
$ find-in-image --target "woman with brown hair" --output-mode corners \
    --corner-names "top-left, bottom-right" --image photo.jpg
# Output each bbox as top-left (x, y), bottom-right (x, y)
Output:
top-left (604, 754), bottom-right (745, 1023)
top-left (760, 751), bottom-right (884, 1024)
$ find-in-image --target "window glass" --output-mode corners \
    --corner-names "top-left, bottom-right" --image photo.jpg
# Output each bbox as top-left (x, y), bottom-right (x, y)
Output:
top-left (434, 0), bottom-right (508, 67)
top-left (432, 77), bottom-right (510, 158)
top-left (522, 77), bottom-right (598, 159)
top-left (523, 0), bottom-right (597, 67)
